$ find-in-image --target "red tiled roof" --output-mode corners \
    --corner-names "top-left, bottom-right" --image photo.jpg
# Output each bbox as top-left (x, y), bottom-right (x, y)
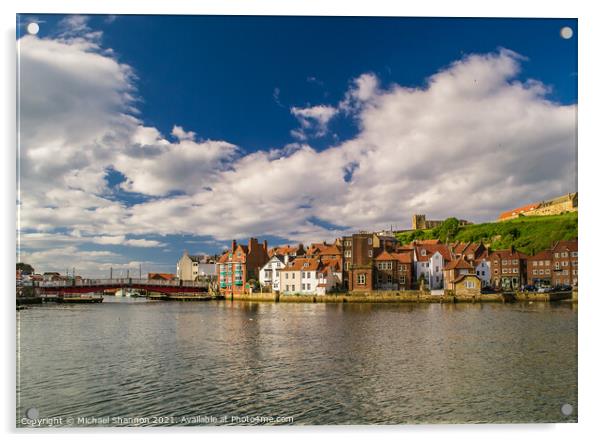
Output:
top-left (444, 258), bottom-right (474, 271)
top-left (148, 273), bottom-right (176, 280)
top-left (529, 250), bottom-right (553, 261)
top-left (551, 239), bottom-right (578, 252)
top-left (498, 202), bottom-right (541, 220)
top-left (391, 252), bottom-right (413, 264)
top-left (282, 257), bottom-right (321, 272)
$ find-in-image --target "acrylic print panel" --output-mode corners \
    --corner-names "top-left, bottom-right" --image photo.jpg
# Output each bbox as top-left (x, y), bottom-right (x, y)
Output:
top-left (16, 14), bottom-right (578, 427)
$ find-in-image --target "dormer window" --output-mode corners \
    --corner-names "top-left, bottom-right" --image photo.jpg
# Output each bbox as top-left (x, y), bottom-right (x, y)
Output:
top-left (303, 262), bottom-right (309, 267)
top-left (421, 250), bottom-right (427, 256)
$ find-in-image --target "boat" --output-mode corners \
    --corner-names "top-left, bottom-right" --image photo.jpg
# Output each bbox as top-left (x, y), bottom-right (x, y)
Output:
top-left (56, 295), bottom-right (104, 304)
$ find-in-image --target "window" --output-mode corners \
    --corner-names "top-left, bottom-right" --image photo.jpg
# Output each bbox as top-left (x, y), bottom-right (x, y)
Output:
top-left (387, 262), bottom-right (393, 270)
top-left (561, 252), bottom-right (568, 258)
top-left (554, 253), bottom-right (560, 258)
top-left (571, 251), bottom-right (578, 257)
top-left (421, 250), bottom-right (427, 256)
top-left (301, 283), bottom-right (305, 290)
top-left (555, 263), bottom-right (560, 270)
top-left (304, 262), bottom-right (309, 267)
top-left (494, 269), bottom-right (499, 274)
top-left (344, 250), bottom-right (351, 258)
top-left (301, 272), bottom-right (305, 278)
top-left (357, 274), bottom-right (366, 285)
top-left (572, 270), bottom-right (578, 275)
top-left (533, 261), bottom-right (538, 267)
top-left (367, 238), bottom-right (372, 245)
top-left (345, 262), bottom-right (350, 270)
top-left (502, 260), bottom-right (507, 265)
top-left (513, 268), bottom-right (518, 274)
top-left (494, 260), bottom-right (499, 265)
top-left (512, 259), bottom-right (518, 265)
top-left (465, 280), bottom-right (475, 289)
top-left (572, 261), bottom-right (578, 266)
top-left (292, 273), bottom-right (296, 279)
top-left (400, 276), bottom-right (406, 284)
top-left (286, 285), bottom-right (289, 291)
top-left (539, 269), bottom-right (544, 275)
top-left (292, 285), bottom-right (295, 291)
top-left (368, 250), bottom-right (372, 257)
top-left (545, 269), bottom-right (550, 275)
top-left (435, 266), bottom-right (439, 272)
top-left (533, 270), bottom-right (537, 275)
top-left (545, 260), bottom-right (550, 266)
top-left (345, 240), bottom-right (351, 247)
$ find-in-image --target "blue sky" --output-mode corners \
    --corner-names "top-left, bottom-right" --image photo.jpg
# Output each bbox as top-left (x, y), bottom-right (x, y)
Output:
top-left (17, 15), bottom-right (577, 276)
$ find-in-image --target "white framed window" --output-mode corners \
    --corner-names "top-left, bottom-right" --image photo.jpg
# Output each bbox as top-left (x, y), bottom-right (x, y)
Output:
top-left (357, 274), bottom-right (366, 285)
top-left (368, 250), bottom-right (372, 257)
top-left (465, 280), bottom-right (475, 289)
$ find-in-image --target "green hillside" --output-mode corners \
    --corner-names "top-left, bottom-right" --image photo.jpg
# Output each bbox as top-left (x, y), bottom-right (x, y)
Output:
top-left (396, 212), bottom-right (578, 254)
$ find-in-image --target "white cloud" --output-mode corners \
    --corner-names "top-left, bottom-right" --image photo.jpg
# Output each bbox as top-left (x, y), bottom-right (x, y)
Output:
top-left (18, 27), bottom-right (576, 275)
top-left (290, 104), bottom-right (338, 138)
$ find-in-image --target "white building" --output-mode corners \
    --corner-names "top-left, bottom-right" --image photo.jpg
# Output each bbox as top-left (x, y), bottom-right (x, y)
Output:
top-left (475, 259), bottom-right (491, 287)
top-left (259, 255), bottom-right (287, 292)
top-left (280, 258), bottom-right (322, 295)
top-left (413, 245), bottom-right (449, 289)
top-left (176, 251), bottom-right (217, 281)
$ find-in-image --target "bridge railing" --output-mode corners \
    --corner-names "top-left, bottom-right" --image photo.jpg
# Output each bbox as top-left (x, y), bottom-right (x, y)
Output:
top-left (38, 278), bottom-right (209, 288)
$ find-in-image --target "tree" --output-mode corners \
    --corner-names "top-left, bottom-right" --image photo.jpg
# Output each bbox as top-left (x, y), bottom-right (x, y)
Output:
top-left (16, 263), bottom-right (34, 274)
top-left (435, 218), bottom-right (461, 242)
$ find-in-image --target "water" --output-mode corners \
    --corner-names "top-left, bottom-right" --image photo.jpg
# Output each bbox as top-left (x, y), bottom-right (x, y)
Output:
top-left (16, 298), bottom-right (577, 426)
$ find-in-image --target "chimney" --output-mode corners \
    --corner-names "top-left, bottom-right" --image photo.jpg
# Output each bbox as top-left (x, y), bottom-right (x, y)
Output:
top-left (263, 240), bottom-right (268, 252)
top-left (231, 240), bottom-right (237, 251)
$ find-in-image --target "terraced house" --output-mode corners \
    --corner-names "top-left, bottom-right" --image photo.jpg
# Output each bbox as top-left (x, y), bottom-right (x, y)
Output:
top-left (218, 238), bottom-right (270, 295)
top-left (550, 240), bottom-right (578, 286)
top-left (374, 250), bottom-right (413, 290)
top-left (489, 248), bottom-right (528, 290)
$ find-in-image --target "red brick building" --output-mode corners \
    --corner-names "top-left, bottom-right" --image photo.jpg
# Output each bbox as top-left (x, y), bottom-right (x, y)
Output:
top-left (374, 251), bottom-right (413, 290)
top-left (526, 250), bottom-right (553, 287)
top-left (218, 238), bottom-right (270, 295)
top-left (342, 233), bottom-right (397, 291)
top-left (489, 249), bottom-right (528, 290)
top-left (550, 239), bottom-right (578, 286)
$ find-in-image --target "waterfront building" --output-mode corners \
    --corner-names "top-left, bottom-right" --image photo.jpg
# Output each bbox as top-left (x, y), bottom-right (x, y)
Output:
top-left (280, 257), bottom-right (322, 294)
top-left (342, 232), bottom-right (397, 291)
top-left (305, 242), bottom-right (343, 269)
top-left (550, 239), bottom-right (578, 286)
top-left (443, 258), bottom-right (475, 290)
top-left (413, 243), bottom-right (451, 289)
top-left (374, 251), bottom-right (413, 290)
top-left (447, 241), bottom-right (490, 287)
top-left (315, 260), bottom-right (343, 295)
top-left (489, 249), bottom-right (528, 290)
top-left (259, 254), bottom-right (287, 292)
top-left (176, 251), bottom-right (217, 281)
top-left (218, 238), bottom-right (270, 295)
top-left (526, 250), bottom-right (553, 287)
top-left (450, 273), bottom-right (482, 297)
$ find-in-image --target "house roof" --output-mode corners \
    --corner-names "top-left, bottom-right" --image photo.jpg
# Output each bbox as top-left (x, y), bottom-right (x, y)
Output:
top-left (444, 258), bottom-right (474, 271)
top-left (375, 250), bottom-right (412, 264)
top-left (551, 239), bottom-right (578, 252)
top-left (498, 202), bottom-right (541, 220)
top-left (529, 250), bottom-right (553, 261)
top-left (282, 257), bottom-right (321, 272)
top-left (453, 273), bottom-right (480, 283)
top-left (148, 273), bottom-right (177, 280)
top-left (415, 244), bottom-right (452, 262)
top-left (489, 249), bottom-right (529, 260)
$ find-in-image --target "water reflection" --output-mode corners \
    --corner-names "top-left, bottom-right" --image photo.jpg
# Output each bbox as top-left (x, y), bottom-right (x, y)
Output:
top-left (17, 299), bottom-right (577, 425)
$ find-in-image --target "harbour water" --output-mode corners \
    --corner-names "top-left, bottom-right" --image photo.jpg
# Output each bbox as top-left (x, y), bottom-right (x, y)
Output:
top-left (16, 298), bottom-right (577, 426)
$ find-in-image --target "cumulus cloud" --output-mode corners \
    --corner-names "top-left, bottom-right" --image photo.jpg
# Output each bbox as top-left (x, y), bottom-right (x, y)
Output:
top-left (17, 27), bottom-right (576, 275)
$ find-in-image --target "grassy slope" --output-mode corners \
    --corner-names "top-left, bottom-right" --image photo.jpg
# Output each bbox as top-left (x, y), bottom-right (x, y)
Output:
top-left (396, 212), bottom-right (578, 254)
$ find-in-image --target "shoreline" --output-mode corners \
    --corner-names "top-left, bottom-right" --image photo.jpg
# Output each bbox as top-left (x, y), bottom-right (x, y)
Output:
top-left (224, 289), bottom-right (576, 304)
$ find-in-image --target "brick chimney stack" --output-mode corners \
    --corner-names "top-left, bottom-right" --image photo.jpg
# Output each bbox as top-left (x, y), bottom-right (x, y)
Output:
top-left (263, 240), bottom-right (268, 252)
top-left (231, 240), bottom-right (237, 251)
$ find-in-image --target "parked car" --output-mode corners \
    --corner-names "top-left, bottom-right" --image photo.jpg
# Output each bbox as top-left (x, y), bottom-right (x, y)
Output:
top-left (537, 286), bottom-right (553, 293)
top-left (523, 285), bottom-right (537, 292)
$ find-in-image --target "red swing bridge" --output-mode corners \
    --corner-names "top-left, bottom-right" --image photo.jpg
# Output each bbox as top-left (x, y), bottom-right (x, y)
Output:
top-left (37, 278), bottom-right (210, 295)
